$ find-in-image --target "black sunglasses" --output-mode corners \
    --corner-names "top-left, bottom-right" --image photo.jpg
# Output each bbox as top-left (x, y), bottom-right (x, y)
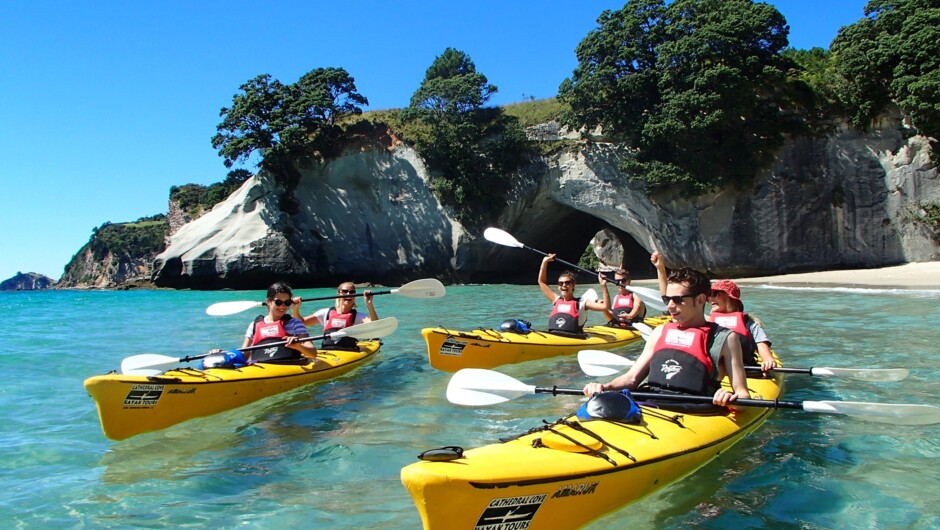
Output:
top-left (661, 294), bottom-right (695, 305)
top-left (557, 280), bottom-right (573, 286)
top-left (338, 289), bottom-right (356, 295)
top-left (272, 299), bottom-right (294, 307)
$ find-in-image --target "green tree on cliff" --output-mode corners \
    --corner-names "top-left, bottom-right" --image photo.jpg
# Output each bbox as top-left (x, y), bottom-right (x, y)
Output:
top-left (212, 68), bottom-right (369, 181)
top-left (559, 0), bottom-right (798, 195)
top-left (831, 0), bottom-right (940, 145)
top-left (403, 48), bottom-right (529, 224)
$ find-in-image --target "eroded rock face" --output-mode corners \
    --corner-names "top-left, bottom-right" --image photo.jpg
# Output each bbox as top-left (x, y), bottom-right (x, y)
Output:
top-left (152, 145), bottom-right (463, 289)
top-left (0, 272), bottom-right (54, 291)
top-left (151, 118), bottom-right (939, 289)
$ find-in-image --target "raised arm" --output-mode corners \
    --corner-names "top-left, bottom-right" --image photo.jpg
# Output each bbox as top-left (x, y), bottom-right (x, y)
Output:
top-left (651, 251), bottom-right (668, 296)
top-left (538, 254), bottom-right (559, 302)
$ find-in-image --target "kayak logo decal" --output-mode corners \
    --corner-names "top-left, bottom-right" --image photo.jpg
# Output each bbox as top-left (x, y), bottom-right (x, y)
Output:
top-left (661, 359), bottom-right (682, 379)
top-left (474, 494), bottom-right (546, 529)
top-left (551, 481), bottom-right (598, 498)
top-left (439, 337), bottom-right (467, 356)
top-left (123, 384), bottom-right (165, 406)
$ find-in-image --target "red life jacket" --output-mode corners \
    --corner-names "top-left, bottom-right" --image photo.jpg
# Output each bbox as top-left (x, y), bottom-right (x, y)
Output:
top-left (249, 315), bottom-right (301, 362)
top-left (709, 311), bottom-right (758, 365)
top-left (647, 321), bottom-right (724, 396)
top-left (251, 315), bottom-right (289, 345)
top-left (322, 308), bottom-right (360, 350)
top-left (549, 297), bottom-right (581, 333)
top-left (324, 308), bottom-right (357, 334)
top-left (610, 293), bottom-right (636, 323)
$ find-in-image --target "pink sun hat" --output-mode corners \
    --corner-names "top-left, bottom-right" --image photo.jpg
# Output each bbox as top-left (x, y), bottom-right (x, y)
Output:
top-left (711, 279), bottom-right (743, 309)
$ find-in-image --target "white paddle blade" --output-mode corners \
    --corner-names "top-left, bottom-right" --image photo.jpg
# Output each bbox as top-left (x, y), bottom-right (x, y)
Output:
top-left (206, 300), bottom-right (264, 316)
top-left (577, 349), bottom-right (633, 377)
top-left (338, 317), bottom-right (399, 339)
top-left (446, 368), bottom-right (537, 406)
top-left (804, 401), bottom-right (940, 426)
top-left (483, 227), bottom-right (524, 248)
top-left (813, 367), bottom-right (910, 382)
top-left (632, 322), bottom-right (654, 339)
top-left (580, 288), bottom-right (598, 311)
top-left (121, 354), bottom-right (185, 375)
top-left (396, 278), bottom-right (446, 299)
top-left (624, 285), bottom-right (668, 312)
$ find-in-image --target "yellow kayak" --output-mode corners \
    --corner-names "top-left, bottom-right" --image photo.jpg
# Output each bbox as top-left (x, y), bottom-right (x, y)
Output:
top-left (401, 368), bottom-right (784, 529)
top-left (84, 341), bottom-right (381, 440)
top-left (422, 316), bottom-right (670, 372)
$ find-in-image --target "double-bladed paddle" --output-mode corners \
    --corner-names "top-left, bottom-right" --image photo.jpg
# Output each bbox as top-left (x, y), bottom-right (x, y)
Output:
top-left (205, 278), bottom-right (445, 316)
top-left (609, 322), bottom-right (910, 382)
top-left (446, 368), bottom-right (940, 425)
top-left (120, 317), bottom-right (400, 376)
top-left (483, 227), bottom-right (667, 312)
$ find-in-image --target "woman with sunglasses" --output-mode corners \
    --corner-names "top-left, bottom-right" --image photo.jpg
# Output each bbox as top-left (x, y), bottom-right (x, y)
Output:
top-left (291, 281), bottom-right (378, 350)
top-left (538, 254), bottom-right (610, 336)
top-left (240, 281), bottom-right (317, 362)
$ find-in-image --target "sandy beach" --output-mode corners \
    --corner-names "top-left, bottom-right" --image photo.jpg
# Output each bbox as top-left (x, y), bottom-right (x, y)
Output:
top-left (732, 261), bottom-right (940, 288)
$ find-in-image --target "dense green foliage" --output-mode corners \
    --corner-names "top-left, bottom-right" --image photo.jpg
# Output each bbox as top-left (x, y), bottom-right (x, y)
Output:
top-left (400, 48), bottom-right (531, 225)
top-left (830, 0), bottom-right (940, 145)
top-left (86, 215), bottom-right (168, 261)
top-left (912, 201), bottom-right (940, 241)
top-left (211, 68), bottom-right (368, 180)
top-left (559, 0), bottom-right (802, 195)
top-left (170, 169), bottom-right (251, 217)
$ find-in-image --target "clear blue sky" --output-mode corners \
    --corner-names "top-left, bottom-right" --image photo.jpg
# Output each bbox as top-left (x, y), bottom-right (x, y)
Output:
top-left (0, 0), bottom-right (868, 282)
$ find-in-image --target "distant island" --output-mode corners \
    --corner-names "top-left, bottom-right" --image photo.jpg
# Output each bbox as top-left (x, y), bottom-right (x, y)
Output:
top-left (0, 272), bottom-right (54, 291)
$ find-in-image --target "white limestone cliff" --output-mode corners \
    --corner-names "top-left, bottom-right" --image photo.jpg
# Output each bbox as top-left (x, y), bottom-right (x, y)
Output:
top-left (152, 117), bottom-right (939, 288)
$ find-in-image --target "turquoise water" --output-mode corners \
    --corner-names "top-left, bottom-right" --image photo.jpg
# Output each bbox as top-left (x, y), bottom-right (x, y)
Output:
top-left (2, 284), bottom-right (939, 529)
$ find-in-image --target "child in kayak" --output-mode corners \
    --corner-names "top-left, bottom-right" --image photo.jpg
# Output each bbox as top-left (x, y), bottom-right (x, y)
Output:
top-left (708, 280), bottom-right (776, 372)
top-left (601, 268), bottom-right (647, 328)
top-left (241, 282), bottom-right (317, 362)
top-left (538, 253), bottom-right (610, 336)
top-left (291, 281), bottom-right (378, 350)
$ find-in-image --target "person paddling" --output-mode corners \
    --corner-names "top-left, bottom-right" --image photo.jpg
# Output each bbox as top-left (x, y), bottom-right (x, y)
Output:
top-left (292, 281), bottom-right (378, 350)
top-left (583, 263), bottom-right (751, 409)
top-left (538, 254), bottom-right (610, 336)
top-left (601, 268), bottom-right (647, 328)
top-left (241, 282), bottom-right (317, 363)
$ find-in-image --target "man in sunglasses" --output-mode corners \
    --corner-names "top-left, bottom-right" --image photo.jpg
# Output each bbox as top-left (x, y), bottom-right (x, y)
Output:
top-left (538, 253), bottom-right (610, 336)
top-left (583, 257), bottom-right (750, 409)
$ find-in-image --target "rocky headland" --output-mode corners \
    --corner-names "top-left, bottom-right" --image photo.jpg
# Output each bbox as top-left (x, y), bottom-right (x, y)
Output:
top-left (0, 272), bottom-right (55, 291)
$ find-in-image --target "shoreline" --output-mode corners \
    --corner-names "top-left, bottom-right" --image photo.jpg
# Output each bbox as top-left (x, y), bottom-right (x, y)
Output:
top-left (730, 261), bottom-right (940, 288)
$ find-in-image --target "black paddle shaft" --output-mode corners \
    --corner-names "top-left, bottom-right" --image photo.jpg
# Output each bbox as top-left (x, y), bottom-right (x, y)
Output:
top-left (177, 333), bottom-right (334, 361)
top-left (534, 386), bottom-right (804, 410)
top-left (527, 246), bottom-right (627, 288)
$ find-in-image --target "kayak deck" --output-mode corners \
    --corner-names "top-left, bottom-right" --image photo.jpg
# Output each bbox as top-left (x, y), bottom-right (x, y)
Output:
top-left (84, 341), bottom-right (381, 440)
top-left (423, 316), bottom-right (670, 372)
top-left (401, 369), bottom-right (783, 529)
